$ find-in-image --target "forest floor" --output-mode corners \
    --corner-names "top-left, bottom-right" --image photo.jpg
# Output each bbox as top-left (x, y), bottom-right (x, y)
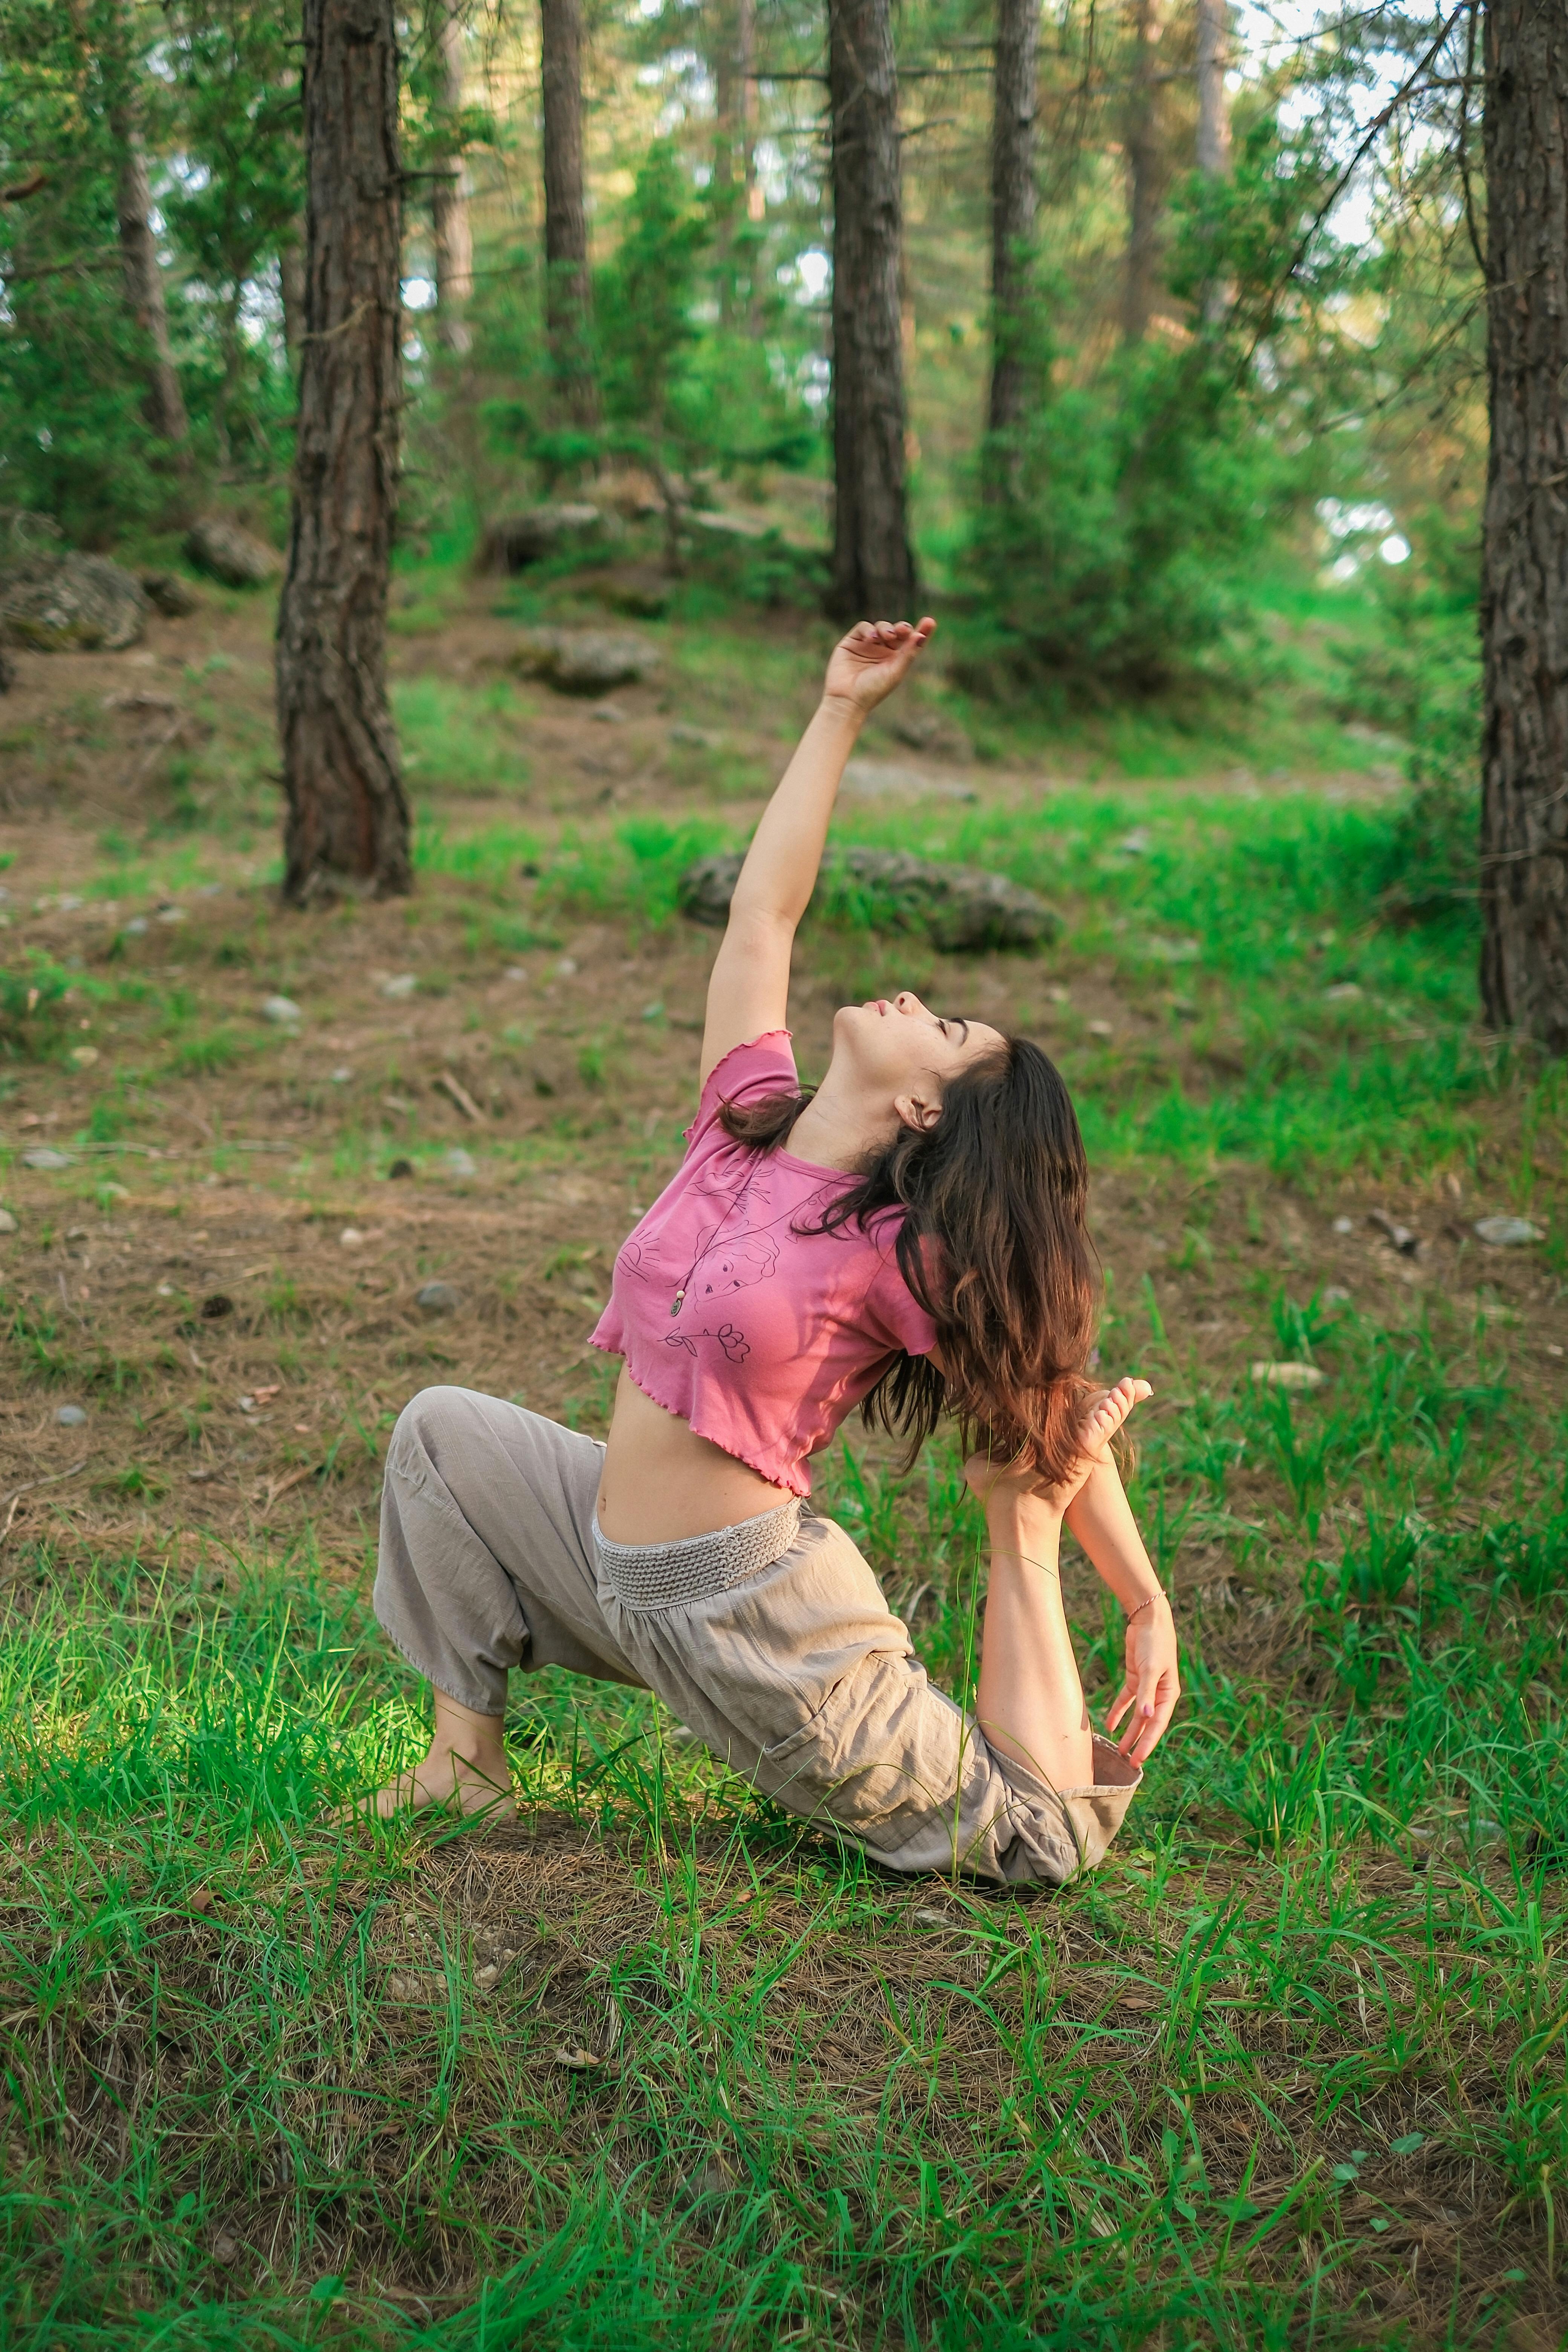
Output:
top-left (0, 551), bottom-right (1565, 2350)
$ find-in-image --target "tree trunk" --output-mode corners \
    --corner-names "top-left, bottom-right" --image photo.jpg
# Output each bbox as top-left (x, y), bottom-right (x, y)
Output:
top-left (1120, 0), bottom-right (1162, 344)
top-left (1195, 0), bottom-right (1230, 177)
top-left (828, 0), bottom-right (916, 617)
top-left (275, 0), bottom-right (410, 905)
top-left (280, 227), bottom-right (307, 368)
top-left (1480, 0), bottom-right (1568, 1048)
top-left (1194, 0), bottom-right (1231, 325)
top-left (985, 0), bottom-right (1039, 492)
top-left (432, 1), bottom-right (473, 354)
top-left (540, 0), bottom-right (598, 427)
top-left (713, 0), bottom-right (757, 326)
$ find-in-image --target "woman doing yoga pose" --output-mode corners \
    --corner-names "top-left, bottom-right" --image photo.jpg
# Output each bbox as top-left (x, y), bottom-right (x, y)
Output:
top-left (369, 617), bottom-right (1180, 1881)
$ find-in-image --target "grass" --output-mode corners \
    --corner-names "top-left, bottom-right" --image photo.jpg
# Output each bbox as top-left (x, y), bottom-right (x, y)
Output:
top-left (0, 591), bottom-right (1564, 2345)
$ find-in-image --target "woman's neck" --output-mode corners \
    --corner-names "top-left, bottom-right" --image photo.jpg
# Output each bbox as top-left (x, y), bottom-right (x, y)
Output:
top-left (786, 1079), bottom-right (893, 1172)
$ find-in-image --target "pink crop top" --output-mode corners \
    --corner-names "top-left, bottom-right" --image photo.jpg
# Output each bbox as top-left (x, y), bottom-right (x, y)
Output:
top-left (590, 1032), bottom-right (936, 1495)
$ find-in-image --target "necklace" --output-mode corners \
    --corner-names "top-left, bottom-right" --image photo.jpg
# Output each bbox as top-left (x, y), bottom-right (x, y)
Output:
top-left (671, 1180), bottom-right (751, 1316)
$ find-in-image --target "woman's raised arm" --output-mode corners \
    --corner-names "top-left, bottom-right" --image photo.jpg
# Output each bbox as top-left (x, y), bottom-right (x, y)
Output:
top-left (698, 617), bottom-right (936, 1086)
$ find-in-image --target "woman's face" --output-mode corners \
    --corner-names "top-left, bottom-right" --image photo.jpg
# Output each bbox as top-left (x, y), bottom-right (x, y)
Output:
top-left (831, 990), bottom-right (1004, 1114)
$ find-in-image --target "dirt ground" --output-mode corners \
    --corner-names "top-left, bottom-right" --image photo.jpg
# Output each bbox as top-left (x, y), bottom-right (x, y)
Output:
top-left (0, 583), bottom-right (1559, 1588)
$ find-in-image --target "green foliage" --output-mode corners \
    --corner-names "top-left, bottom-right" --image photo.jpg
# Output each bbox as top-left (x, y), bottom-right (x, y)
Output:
top-left (0, 953), bottom-right (75, 1055)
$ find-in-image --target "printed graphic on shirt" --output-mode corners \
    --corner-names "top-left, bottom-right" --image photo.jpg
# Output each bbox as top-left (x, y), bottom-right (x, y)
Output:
top-left (663, 1321), bottom-right (750, 1362)
top-left (616, 1164), bottom-right (838, 1318)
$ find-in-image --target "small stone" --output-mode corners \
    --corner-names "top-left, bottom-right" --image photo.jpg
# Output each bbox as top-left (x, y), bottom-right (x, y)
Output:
top-left (21, 1148), bottom-right (73, 1170)
top-left (1323, 1285), bottom-right (1352, 1305)
top-left (1323, 983), bottom-right (1362, 1002)
top-left (141, 571), bottom-right (198, 618)
top-left (641, 1000), bottom-right (665, 1021)
top-left (260, 995), bottom-right (301, 1024)
top-left (387, 1158), bottom-right (415, 1180)
top-left (156, 903), bottom-right (186, 925)
top-left (1087, 1020), bottom-right (1115, 1039)
top-left (200, 1294), bottom-right (233, 1320)
top-left (475, 1962), bottom-right (502, 1988)
top-left (210, 2226), bottom-right (242, 2266)
top-left (503, 966), bottom-right (528, 983)
top-left (330, 1066), bottom-right (352, 1084)
top-left (56, 1404), bottom-right (87, 1426)
top-left (0, 1210), bottom-right (15, 1233)
top-left (444, 1148), bottom-right (476, 1178)
top-left (123, 917), bottom-right (149, 937)
top-left (1475, 1215), bottom-right (1542, 1248)
top-left (591, 702), bottom-right (628, 724)
top-left (1250, 1361), bottom-right (1325, 1391)
top-left (1047, 986), bottom-right (1070, 1005)
top-left (1332, 1216), bottom-right (1354, 1233)
top-left (669, 723), bottom-right (719, 748)
top-left (379, 972), bottom-right (418, 999)
top-left (555, 956), bottom-right (578, 977)
top-left (184, 515), bottom-right (283, 588)
top-left (69, 1046), bottom-right (98, 1068)
top-left (339, 1228), bottom-right (365, 1249)
top-left (1116, 828), bottom-right (1154, 855)
top-left (415, 1280), bottom-right (463, 1315)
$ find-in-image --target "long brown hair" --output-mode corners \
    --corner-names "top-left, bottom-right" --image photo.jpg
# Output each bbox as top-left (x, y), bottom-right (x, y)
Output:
top-left (718, 1038), bottom-right (1100, 1486)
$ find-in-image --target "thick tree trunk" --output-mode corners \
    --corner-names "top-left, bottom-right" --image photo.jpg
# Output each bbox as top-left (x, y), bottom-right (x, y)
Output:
top-left (714, 0), bottom-right (758, 326)
top-left (985, 0), bottom-right (1039, 492)
top-left (1480, 0), bottom-right (1568, 1047)
top-left (540, 0), bottom-right (598, 427)
top-left (828, 0), bottom-right (916, 617)
top-left (275, 0), bottom-right (410, 905)
top-left (432, 2), bottom-right (473, 354)
top-left (1120, 0), bottom-right (1162, 344)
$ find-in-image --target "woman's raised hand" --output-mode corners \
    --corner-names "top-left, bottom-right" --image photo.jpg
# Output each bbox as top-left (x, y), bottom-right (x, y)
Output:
top-left (822, 617), bottom-right (937, 715)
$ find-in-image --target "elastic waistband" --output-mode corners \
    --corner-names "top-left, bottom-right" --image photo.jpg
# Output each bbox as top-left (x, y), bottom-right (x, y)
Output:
top-left (593, 1496), bottom-right (803, 1612)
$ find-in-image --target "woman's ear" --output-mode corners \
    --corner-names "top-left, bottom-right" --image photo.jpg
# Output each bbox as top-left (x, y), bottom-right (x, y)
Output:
top-left (893, 1087), bottom-right (942, 1134)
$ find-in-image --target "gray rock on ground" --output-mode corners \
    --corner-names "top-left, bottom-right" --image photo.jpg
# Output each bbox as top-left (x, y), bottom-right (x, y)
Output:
top-left (678, 846), bottom-right (1059, 952)
top-left (478, 504), bottom-right (603, 573)
top-left (142, 571), bottom-right (199, 617)
top-left (511, 626), bottom-right (661, 695)
top-left (0, 549), bottom-right (149, 652)
top-left (184, 516), bottom-right (283, 588)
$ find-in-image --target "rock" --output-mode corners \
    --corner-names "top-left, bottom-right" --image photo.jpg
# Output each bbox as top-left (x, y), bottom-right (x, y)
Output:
top-left (669, 723), bottom-right (720, 749)
top-left (677, 847), bottom-right (1060, 953)
top-left (0, 1209), bottom-right (15, 1233)
top-left (387, 1157), bottom-right (415, 1180)
top-left (378, 973), bottom-right (417, 999)
top-left (1323, 982), bottom-right (1363, 1002)
top-left (478, 504), bottom-right (602, 573)
top-left (184, 516), bottom-right (282, 588)
top-left (201, 1294), bottom-right (233, 1320)
top-left (841, 758), bottom-right (976, 806)
top-left (510, 626), bottom-right (661, 695)
top-left (260, 995), bottom-right (301, 1024)
top-left (444, 1147), bottom-right (476, 1178)
top-left (1475, 1215), bottom-right (1542, 1248)
top-left (415, 1280), bottom-right (464, 1314)
top-left (123, 917), bottom-right (149, 937)
top-left (1250, 1361), bottom-right (1325, 1391)
top-left (21, 1148), bottom-right (74, 1170)
top-left (141, 571), bottom-right (198, 617)
top-left (1116, 828), bottom-right (1154, 856)
top-left (56, 1403), bottom-right (88, 1426)
top-left (0, 549), bottom-right (149, 652)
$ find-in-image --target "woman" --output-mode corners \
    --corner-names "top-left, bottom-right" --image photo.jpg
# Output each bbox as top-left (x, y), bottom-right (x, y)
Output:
top-left (369, 617), bottom-right (1180, 1883)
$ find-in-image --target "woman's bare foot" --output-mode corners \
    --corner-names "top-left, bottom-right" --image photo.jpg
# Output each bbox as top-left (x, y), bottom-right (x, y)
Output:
top-left (965, 1376), bottom-right (1152, 1513)
top-left (341, 1691), bottom-right (516, 1824)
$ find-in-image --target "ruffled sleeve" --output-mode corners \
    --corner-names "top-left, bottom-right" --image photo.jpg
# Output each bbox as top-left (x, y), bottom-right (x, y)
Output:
top-left (864, 1232), bottom-right (938, 1359)
top-left (684, 1031), bottom-right (801, 1151)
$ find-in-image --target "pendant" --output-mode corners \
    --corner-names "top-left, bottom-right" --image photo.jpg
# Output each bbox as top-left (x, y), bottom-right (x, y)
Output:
top-left (671, 1288), bottom-right (685, 1315)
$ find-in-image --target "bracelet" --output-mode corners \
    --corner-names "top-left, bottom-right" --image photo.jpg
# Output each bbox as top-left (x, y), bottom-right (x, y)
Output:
top-left (1124, 1589), bottom-right (1170, 1625)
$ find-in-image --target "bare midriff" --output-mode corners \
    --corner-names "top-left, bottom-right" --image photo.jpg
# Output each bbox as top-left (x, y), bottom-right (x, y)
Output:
top-left (594, 1367), bottom-right (794, 1544)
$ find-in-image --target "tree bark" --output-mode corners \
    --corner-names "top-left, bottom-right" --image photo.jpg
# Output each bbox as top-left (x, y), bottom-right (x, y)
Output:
top-left (111, 129), bottom-right (189, 445)
top-left (1480, 0), bottom-right (1568, 1047)
top-left (828, 0), bottom-right (917, 617)
top-left (985, 0), bottom-right (1039, 490)
top-left (432, 1), bottom-right (473, 353)
top-left (714, 0), bottom-right (758, 326)
top-left (274, 0), bottom-right (411, 905)
top-left (1195, 0), bottom-right (1230, 177)
top-left (1120, 0), bottom-right (1162, 344)
top-left (540, 0), bottom-right (598, 427)
top-left (280, 227), bottom-right (307, 368)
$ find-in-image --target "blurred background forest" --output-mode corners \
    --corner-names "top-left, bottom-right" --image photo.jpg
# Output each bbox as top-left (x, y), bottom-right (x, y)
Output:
top-left (0, 0), bottom-right (1483, 845)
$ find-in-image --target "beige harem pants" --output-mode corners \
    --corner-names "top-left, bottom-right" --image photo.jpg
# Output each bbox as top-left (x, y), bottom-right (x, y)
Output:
top-left (373, 1386), bottom-right (1140, 1886)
